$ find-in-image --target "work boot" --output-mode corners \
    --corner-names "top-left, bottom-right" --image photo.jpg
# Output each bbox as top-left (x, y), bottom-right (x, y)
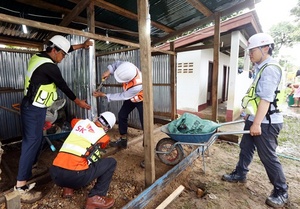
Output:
top-left (109, 138), bottom-right (127, 148)
top-left (85, 195), bottom-right (115, 209)
top-left (14, 183), bottom-right (43, 204)
top-left (221, 170), bottom-right (247, 183)
top-left (265, 188), bottom-right (289, 208)
top-left (62, 187), bottom-right (74, 198)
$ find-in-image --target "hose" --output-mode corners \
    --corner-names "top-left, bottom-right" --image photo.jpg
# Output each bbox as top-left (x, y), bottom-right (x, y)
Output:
top-left (276, 153), bottom-right (300, 162)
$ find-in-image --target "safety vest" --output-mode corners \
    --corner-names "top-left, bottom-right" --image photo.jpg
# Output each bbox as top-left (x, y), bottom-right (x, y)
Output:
top-left (24, 54), bottom-right (57, 108)
top-left (241, 63), bottom-right (284, 116)
top-left (59, 119), bottom-right (106, 165)
top-left (123, 70), bottom-right (143, 102)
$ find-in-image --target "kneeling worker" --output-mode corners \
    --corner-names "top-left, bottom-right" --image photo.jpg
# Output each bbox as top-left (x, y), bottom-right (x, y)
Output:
top-left (50, 111), bottom-right (117, 209)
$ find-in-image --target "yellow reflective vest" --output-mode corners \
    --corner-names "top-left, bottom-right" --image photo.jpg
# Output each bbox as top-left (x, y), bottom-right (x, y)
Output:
top-left (24, 54), bottom-right (57, 108)
top-left (59, 119), bottom-right (106, 165)
top-left (241, 63), bottom-right (283, 115)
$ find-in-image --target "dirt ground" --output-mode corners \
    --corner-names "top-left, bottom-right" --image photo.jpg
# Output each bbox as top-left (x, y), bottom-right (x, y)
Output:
top-left (1, 111), bottom-right (300, 209)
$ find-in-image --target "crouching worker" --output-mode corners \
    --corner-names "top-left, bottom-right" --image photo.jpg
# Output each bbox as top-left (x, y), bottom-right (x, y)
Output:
top-left (50, 111), bottom-right (117, 209)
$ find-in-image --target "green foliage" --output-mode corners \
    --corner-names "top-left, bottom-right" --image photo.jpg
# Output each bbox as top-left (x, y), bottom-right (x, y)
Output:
top-left (269, 22), bottom-right (295, 57)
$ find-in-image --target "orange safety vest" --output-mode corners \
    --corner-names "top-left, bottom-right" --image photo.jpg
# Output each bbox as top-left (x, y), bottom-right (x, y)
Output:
top-left (123, 70), bottom-right (143, 102)
top-left (52, 119), bottom-right (110, 171)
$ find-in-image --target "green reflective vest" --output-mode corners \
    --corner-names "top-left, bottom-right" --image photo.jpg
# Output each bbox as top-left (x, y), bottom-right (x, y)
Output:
top-left (24, 54), bottom-right (57, 108)
top-left (60, 119), bottom-right (106, 164)
top-left (241, 63), bottom-right (284, 115)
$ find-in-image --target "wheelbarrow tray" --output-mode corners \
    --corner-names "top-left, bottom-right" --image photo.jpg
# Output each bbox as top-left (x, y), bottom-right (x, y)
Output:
top-left (161, 124), bottom-right (215, 143)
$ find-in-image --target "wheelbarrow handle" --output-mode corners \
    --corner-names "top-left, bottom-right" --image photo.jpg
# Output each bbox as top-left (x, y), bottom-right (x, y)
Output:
top-left (218, 119), bottom-right (245, 126)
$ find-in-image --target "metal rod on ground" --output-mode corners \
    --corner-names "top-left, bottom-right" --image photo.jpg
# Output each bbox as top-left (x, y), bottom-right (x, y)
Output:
top-left (155, 185), bottom-right (185, 209)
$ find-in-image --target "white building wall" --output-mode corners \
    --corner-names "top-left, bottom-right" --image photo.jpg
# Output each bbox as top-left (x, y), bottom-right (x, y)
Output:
top-left (177, 50), bottom-right (203, 112)
top-left (177, 49), bottom-right (232, 111)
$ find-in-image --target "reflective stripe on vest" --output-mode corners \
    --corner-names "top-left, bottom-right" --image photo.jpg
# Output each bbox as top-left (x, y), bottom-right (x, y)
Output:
top-left (59, 119), bottom-right (106, 164)
top-left (241, 63), bottom-right (282, 115)
top-left (123, 70), bottom-right (143, 103)
top-left (25, 54), bottom-right (57, 108)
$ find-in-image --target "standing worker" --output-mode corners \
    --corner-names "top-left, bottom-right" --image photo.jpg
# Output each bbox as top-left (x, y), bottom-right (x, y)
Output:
top-left (50, 112), bottom-right (117, 209)
top-left (221, 33), bottom-right (289, 208)
top-left (92, 61), bottom-right (144, 150)
top-left (14, 35), bottom-right (92, 203)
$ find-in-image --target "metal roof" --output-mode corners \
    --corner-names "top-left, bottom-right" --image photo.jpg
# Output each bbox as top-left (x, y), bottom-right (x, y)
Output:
top-left (0, 0), bottom-right (260, 52)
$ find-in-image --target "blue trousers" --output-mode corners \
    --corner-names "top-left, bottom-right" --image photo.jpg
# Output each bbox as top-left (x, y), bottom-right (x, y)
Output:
top-left (50, 158), bottom-right (117, 197)
top-left (236, 120), bottom-right (288, 191)
top-left (17, 97), bottom-right (47, 181)
top-left (118, 100), bottom-right (143, 135)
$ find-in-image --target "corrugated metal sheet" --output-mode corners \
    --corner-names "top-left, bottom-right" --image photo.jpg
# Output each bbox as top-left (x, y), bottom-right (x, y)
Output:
top-left (0, 40), bottom-right (173, 140)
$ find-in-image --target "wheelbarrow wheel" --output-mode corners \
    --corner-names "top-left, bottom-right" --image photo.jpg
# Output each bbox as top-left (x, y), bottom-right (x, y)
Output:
top-left (156, 137), bottom-right (184, 166)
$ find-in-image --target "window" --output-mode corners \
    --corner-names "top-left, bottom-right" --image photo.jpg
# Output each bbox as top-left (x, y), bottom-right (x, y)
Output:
top-left (177, 62), bottom-right (194, 73)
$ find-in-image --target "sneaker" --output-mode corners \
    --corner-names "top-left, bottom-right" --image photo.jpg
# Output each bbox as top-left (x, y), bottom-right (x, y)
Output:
top-left (140, 160), bottom-right (145, 168)
top-left (109, 138), bottom-right (127, 148)
top-left (14, 183), bottom-right (43, 204)
top-left (221, 170), bottom-right (247, 183)
top-left (85, 195), bottom-right (115, 209)
top-left (265, 188), bottom-right (289, 208)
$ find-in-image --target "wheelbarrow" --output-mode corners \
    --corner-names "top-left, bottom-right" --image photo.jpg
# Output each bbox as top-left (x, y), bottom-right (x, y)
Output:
top-left (155, 120), bottom-right (250, 172)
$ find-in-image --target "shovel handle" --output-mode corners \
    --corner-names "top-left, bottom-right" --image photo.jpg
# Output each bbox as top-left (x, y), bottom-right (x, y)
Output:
top-left (96, 78), bottom-right (106, 92)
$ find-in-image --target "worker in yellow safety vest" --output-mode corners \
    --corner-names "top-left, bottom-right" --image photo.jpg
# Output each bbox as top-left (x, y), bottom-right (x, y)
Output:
top-left (14, 35), bottom-right (92, 204)
top-left (222, 33), bottom-right (289, 208)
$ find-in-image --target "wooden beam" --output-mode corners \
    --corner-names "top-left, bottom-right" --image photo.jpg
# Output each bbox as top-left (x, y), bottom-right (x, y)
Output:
top-left (94, 0), bottom-right (175, 33)
top-left (138, 0), bottom-right (155, 186)
top-left (155, 185), bottom-right (185, 209)
top-left (122, 147), bottom-right (200, 208)
top-left (170, 42), bottom-right (177, 120)
top-left (212, 13), bottom-right (220, 122)
top-left (175, 44), bottom-right (214, 52)
top-left (186, 0), bottom-right (213, 17)
top-left (153, 0), bottom-right (257, 46)
top-left (16, 0), bottom-right (140, 38)
top-left (0, 13), bottom-right (139, 48)
top-left (0, 37), bottom-right (42, 50)
top-left (47, 0), bottom-right (91, 40)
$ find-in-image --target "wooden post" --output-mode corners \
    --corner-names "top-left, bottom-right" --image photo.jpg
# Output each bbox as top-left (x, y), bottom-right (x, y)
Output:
top-left (87, 1), bottom-right (97, 119)
top-left (170, 42), bottom-right (177, 120)
top-left (5, 191), bottom-right (21, 209)
top-left (212, 13), bottom-right (220, 121)
top-left (137, 0), bottom-right (155, 186)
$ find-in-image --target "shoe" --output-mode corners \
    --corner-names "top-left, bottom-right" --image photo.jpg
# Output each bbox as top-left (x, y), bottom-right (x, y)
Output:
top-left (265, 188), bottom-right (289, 208)
top-left (221, 170), bottom-right (247, 183)
top-left (14, 183), bottom-right (43, 204)
top-left (85, 195), bottom-right (115, 209)
top-left (109, 138), bottom-right (127, 148)
top-left (140, 160), bottom-right (145, 168)
top-left (62, 187), bottom-right (74, 198)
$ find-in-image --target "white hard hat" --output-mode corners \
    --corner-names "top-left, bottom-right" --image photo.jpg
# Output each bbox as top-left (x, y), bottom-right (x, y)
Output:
top-left (114, 62), bottom-right (137, 83)
top-left (49, 35), bottom-right (70, 54)
top-left (99, 111), bottom-right (116, 129)
top-left (247, 33), bottom-right (274, 50)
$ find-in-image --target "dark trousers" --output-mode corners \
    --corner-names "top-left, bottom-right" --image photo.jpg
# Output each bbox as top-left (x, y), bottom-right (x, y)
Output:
top-left (50, 158), bottom-right (117, 197)
top-left (17, 97), bottom-right (46, 181)
top-left (118, 100), bottom-right (143, 135)
top-left (236, 120), bottom-right (288, 191)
